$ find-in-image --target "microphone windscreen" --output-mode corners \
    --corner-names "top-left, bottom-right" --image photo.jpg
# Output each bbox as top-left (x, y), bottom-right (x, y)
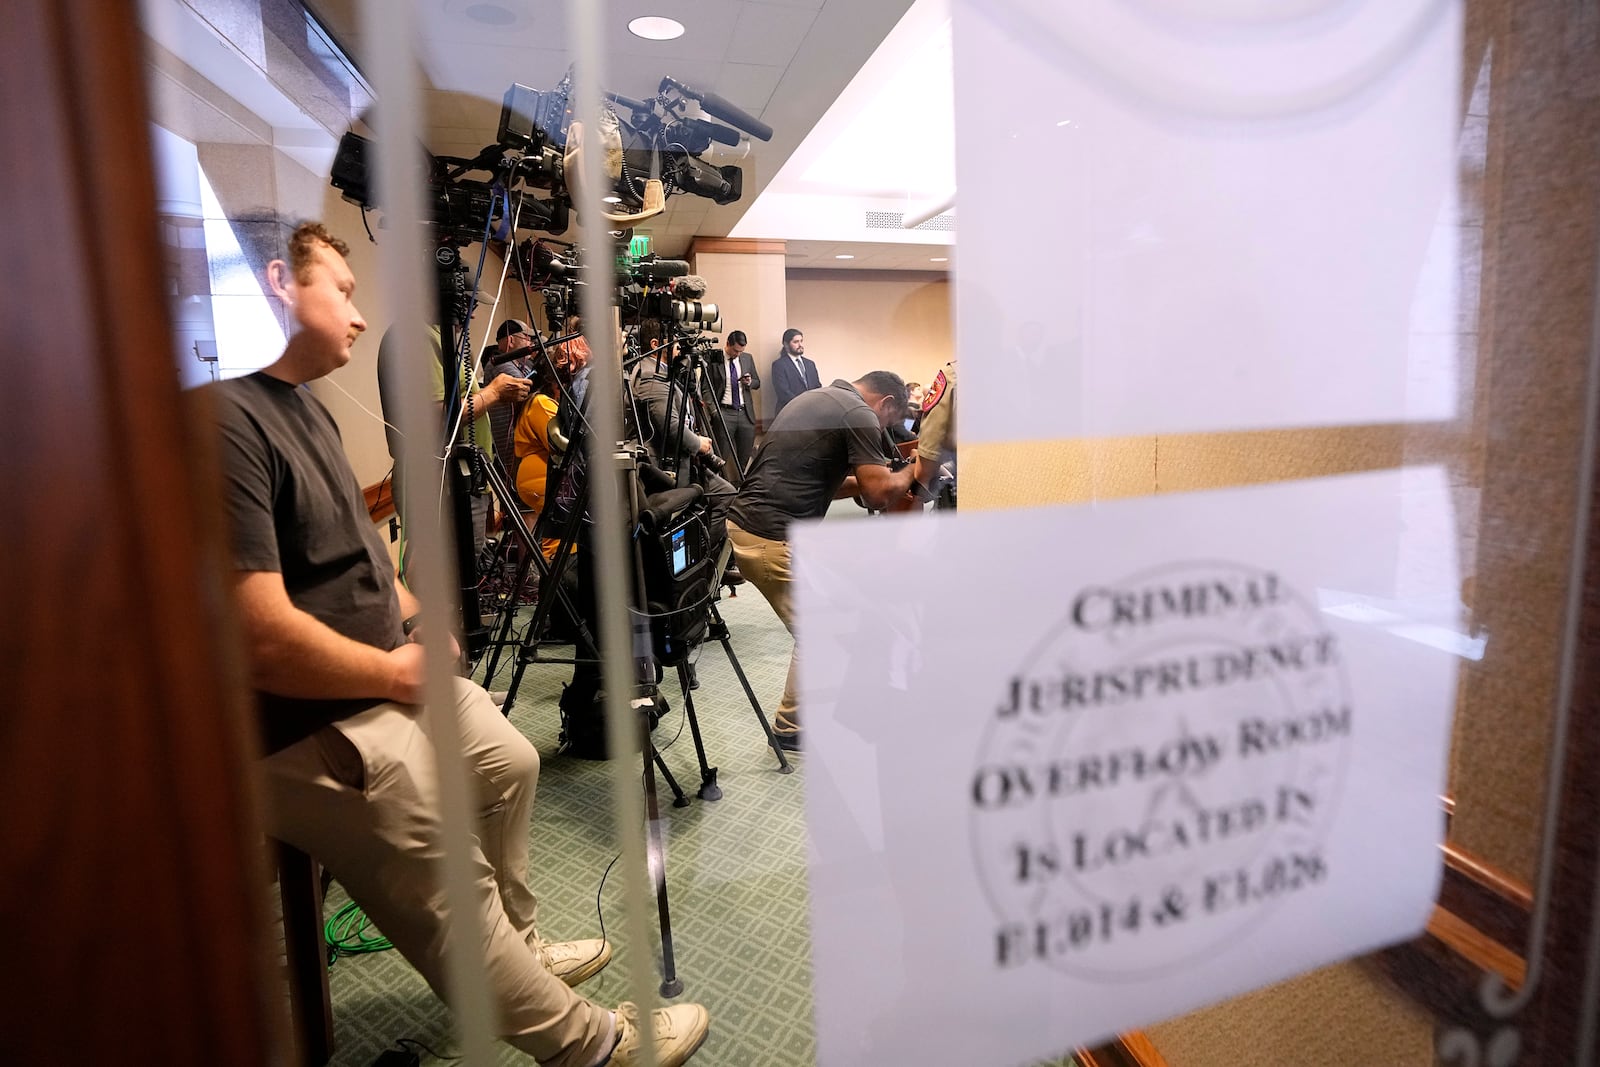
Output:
top-left (674, 275), bottom-right (709, 298)
top-left (632, 259), bottom-right (690, 280)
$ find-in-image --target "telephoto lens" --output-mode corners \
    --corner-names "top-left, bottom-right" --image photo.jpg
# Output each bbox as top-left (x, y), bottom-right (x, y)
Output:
top-left (670, 299), bottom-right (719, 325)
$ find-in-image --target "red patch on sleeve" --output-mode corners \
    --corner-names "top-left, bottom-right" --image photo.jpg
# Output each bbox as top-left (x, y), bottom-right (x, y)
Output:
top-left (922, 369), bottom-right (948, 413)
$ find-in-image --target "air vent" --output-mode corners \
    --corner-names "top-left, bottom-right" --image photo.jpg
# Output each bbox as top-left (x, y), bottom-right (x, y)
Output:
top-left (865, 210), bottom-right (955, 232)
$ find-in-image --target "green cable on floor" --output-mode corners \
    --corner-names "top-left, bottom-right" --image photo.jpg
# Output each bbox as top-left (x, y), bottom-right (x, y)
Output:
top-left (324, 900), bottom-right (393, 966)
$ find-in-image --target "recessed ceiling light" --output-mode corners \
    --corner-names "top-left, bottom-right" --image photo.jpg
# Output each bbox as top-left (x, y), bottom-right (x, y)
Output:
top-left (930, 257), bottom-right (949, 262)
top-left (629, 16), bottom-right (685, 40)
top-left (835, 254), bottom-right (855, 260)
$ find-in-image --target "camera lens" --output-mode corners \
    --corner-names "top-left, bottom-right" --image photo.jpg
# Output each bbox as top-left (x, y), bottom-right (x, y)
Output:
top-left (670, 299), bottom-right (719, 325)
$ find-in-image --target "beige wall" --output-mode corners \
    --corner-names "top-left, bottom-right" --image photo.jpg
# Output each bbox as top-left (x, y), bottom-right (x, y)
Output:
top-left (784, 270), bottom-right (952, 403)
top-left (691, 248), bottom-right (788, 427)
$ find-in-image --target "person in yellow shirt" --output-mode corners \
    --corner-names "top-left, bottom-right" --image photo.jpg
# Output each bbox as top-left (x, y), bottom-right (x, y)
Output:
top-left (513, 359), bottom-right (566, 561)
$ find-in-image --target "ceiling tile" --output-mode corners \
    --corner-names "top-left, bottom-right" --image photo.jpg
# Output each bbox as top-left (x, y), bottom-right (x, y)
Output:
top-left (713, 62), bottom-right (784, 114)
top-left (421, 1), bottom-right (568, 48)
top-left (728, 4), bottom-right (819, 67)
top-left (420, 44), bottom-right (574, 101)
top-left (602, 0), bottom-right (746, 64)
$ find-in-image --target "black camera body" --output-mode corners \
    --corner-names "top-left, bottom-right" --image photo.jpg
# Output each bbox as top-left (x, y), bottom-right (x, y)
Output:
top-left (330, 130), bottom-right (570, 244)
top-left (331, 71), bottom-right (767, 251)
top-left (639, 502), bottom-right (714, 666)
top-left (498, 82), bottom-right (572, 151)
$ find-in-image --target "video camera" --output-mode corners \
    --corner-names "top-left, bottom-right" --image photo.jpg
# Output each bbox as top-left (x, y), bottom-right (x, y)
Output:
top-left (329, 68), bottom-right (771, 245)
top-left (519, 236), bottom-right (724, 338)
top-left (328, 107), bottom-right (568, 247)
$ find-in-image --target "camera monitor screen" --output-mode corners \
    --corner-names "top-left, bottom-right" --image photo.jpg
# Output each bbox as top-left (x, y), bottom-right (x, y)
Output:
top-left (670, 525), bottom-right (691, 576)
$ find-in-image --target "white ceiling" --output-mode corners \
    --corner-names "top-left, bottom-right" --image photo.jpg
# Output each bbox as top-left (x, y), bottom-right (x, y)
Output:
top-left (732, 0), bottom-right (957, 246)
top-left (301, 0), bottom-right (921, 257)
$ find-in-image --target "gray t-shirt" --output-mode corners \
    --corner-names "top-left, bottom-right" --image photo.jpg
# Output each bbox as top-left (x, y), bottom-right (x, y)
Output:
top-left (729, 379), bottom-right (892, 540)
top-left (629, 356), bottom-right (703, 463)
top-left (209, 372), bottom-right (406, 754)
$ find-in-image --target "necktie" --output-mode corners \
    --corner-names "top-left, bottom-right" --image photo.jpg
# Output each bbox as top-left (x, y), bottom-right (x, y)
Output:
top-left (730, 363), bottom-right (741, 409)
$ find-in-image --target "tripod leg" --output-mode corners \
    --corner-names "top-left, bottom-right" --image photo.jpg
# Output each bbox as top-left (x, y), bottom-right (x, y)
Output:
top-left (502, 514), bottom-right (585, 711)
top-left (504, 653), bottom-right (532, 714)
top-left (675, 663), bottom-right (722, 801)
top-left (651, 741), bottom-right (690, 809)
top-left (640, 736), bottom-right (684, 998)
top-left (717, 631), bottom-right (792, 774)
top-left (482, 545), bottom-right (535, 687)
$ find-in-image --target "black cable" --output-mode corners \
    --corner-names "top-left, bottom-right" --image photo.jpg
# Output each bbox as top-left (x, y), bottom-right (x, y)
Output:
top-left (396, 1037), bottom-right (460, 1062)
top-left (657, 700), bottom-right (688, 754)
top-left (375, 464), bottom-right (394, 513)
top-left (587, 851), bottom-right (621, 993)
top-left (632, 581), bottom-right (719, 623)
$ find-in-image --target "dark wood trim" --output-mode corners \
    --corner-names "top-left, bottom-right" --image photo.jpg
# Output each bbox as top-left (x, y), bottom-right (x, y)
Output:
top-left (278, 843), bottom-right (334, 1066)
top-left (1529, 384), bottom-right (1600, 1062)
top-left (1078, 1032), bottom-right (1170, 1067)
top-left (1438, 845), bottom-right (1534, 951)
top-left (366, 477), bottom-right (396, 522)
top-left (688, 236), bottom-right (786, 256)
top-left (785, 267), bottom-right (951, 283)
top-left (1, 0), bottom-right (279, 1062)
top-left (1373, 854), bottom-right (1532, 1029)
top-left (1373, 924), bottom-right (1511, 1029)
top-left (1427, 906), bottom-right (1526, 988)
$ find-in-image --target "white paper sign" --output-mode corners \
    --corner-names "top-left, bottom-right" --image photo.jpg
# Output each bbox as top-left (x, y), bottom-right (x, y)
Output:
top-left (796, 468), bottom-right (1460, 1066)
top-left (951, 0), bottom-right (1462, 441)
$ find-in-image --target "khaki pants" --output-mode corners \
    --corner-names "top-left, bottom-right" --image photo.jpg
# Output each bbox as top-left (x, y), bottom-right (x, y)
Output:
top-left (727, 521), bottom-right (799, 734)
top-left (259, 678), bottom-right (609, 1066)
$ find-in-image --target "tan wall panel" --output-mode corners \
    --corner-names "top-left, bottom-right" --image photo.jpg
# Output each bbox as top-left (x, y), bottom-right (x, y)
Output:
top-left (785, 273), bottom-right (953, 400)
top-left (692, 249), bottom-right (789, 426)
top-left (1157, 426), bottom-right (1416, 493)
top-left (963, 438), bottom-right (1158, 509)
top-left (964, 425), bottom-right (1451, 513)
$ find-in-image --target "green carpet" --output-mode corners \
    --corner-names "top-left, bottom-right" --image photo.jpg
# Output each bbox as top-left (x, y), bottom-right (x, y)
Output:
top-left (317, 581), bottom-right (1078, 1067)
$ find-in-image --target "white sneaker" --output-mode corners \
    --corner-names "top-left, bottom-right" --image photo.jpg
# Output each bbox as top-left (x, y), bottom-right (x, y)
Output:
top-left (539, 938), bottom-right (612, 986)
top-left (606, 1001), bottom-right (709, 1067)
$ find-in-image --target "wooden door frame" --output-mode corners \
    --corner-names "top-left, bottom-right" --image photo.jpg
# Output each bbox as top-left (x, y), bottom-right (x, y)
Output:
top-left (0, 1), bottom-right (280, 1062)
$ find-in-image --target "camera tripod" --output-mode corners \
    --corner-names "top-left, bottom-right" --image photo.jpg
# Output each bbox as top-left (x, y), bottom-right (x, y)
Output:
top-left (485, 433), bottom-right (791, 782)
top-left (475, 398), bottom-right (789, 996)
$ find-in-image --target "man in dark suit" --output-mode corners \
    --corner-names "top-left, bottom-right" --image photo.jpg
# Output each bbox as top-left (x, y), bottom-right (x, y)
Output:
top-left (770, 328), bottom-right (822, 417)
top-left (706, 329), bottom-right (761, 475)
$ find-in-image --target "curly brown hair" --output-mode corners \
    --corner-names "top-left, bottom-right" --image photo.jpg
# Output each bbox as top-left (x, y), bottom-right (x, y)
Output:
top-left (286, 221), bottom-right (350, 282)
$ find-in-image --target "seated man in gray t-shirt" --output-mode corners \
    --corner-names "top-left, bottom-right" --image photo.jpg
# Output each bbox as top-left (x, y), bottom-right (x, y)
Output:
top-left (726, 370), bottom-right (917, 749)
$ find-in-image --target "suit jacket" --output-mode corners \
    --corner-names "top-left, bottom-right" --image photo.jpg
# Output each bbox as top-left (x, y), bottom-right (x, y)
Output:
top-left (771, 353), bottom-right (822, 416)
top-left (706, 351), bottom-right (761, 423)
